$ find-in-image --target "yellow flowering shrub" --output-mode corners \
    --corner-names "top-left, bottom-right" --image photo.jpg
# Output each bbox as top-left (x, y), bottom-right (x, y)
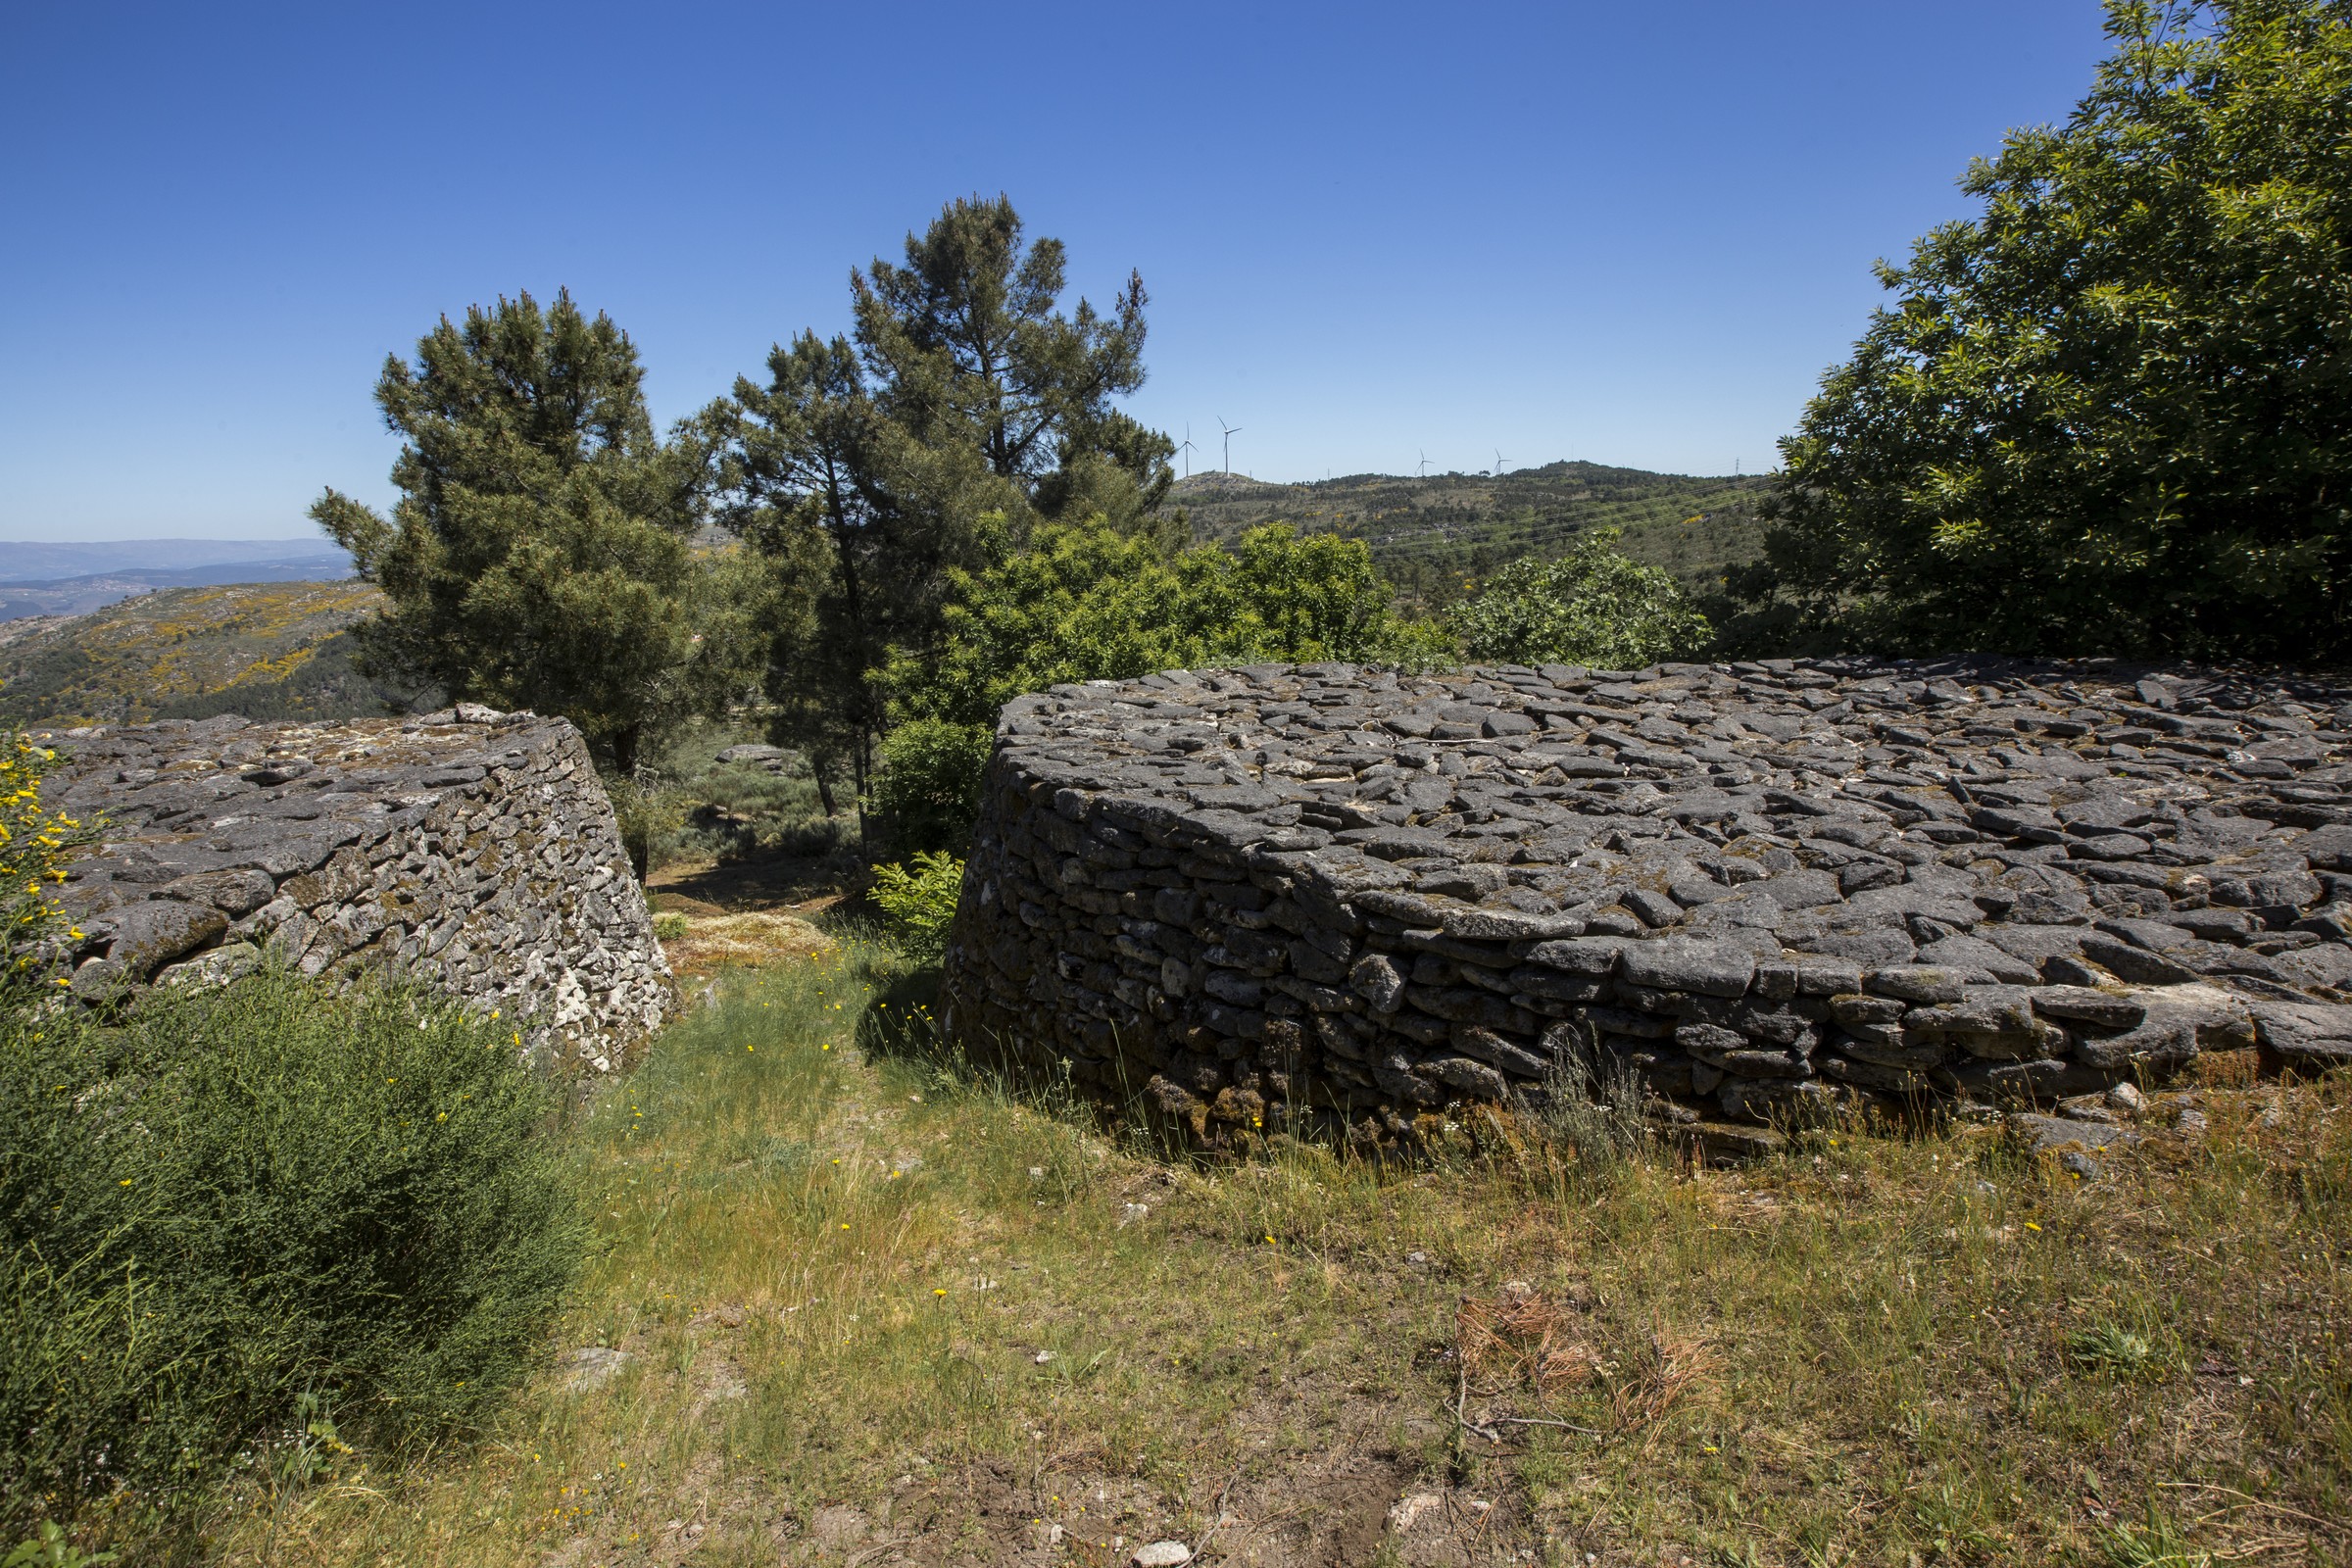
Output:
top-left (1, 731), bottom-right (98, 990)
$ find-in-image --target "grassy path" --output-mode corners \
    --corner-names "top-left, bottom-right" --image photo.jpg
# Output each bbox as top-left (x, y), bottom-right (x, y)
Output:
top-left (215, 945), bottom-right (2351, 1567)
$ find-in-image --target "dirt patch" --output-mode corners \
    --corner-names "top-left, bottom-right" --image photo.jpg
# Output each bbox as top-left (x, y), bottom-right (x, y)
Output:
top-left (650, 845), bottom-right (863, 914)
top-left (661, 911), bottom-right (836, 978)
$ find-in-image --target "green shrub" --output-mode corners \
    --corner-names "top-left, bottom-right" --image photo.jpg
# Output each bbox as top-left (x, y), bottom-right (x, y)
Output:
top-left (2, 732), bottom-right (101, 995)
top-left (868, 719), bottom-right (994, 856)
top-left (869, 852), bottom-right (967, 958)
top-left (0, 967), bottom-right (583, 1534)
top-left (889, 515), bottom-right (1451, 733)
top-left (1449, 528), bottom-right (1709, 668)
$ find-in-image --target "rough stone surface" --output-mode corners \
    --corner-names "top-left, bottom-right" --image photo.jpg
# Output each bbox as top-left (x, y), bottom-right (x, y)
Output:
top-left (941, 657), bottom-right (2352, 1146)
top-left (40, 708), bottom-right (672, 1071)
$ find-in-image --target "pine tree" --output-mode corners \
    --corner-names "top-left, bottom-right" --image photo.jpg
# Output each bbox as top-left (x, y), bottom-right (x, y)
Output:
top-left (713, 197), bottom-right (1179, 810)
top-left (313, 290), bottom-right (743, 779)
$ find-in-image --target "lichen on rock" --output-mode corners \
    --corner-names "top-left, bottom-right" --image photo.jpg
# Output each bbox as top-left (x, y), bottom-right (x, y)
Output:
top-left (40, 706), bottom-right (672, 1070)
top-left (941, 657), bottom-right (2352, 1152)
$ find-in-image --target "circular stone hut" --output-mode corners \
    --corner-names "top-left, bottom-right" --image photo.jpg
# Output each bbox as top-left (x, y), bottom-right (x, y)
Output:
top-left (940, 658), bottom-right (2352, 1153)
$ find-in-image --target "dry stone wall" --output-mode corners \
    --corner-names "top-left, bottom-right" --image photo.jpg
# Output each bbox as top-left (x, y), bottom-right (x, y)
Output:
top-left (42, 706), bottom-right (672, 1070)
top-left (941, 659), bottom-right (2352, 1154)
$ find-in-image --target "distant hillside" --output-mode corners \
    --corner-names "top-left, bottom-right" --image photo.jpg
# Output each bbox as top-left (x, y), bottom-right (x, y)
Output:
top-left (0, 558), bottom-right (362, 622)
top-left (0, 581), bottom-right (433, 726)
top-left (0, 538), bottom-right (353, 581)
top-left (1170, 461), bottom-right (1773, 609)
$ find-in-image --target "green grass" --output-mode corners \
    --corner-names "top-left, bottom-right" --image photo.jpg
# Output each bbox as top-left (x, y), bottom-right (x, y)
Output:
top-left (181, 943), bottom-right (2351, 1566)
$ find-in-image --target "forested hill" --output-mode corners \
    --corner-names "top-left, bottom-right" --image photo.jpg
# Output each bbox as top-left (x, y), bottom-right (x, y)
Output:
top-left (0, 581), bottom-right (430, 726)
top-left (1169, 461), bottom-right (1772, 608)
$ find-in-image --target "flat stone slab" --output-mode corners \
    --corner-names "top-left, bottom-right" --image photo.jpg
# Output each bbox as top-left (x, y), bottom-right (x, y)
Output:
top-left (940, 657), bottom-right (2352, 1142)
top-left (38, 708), bottom-right (672, 1069)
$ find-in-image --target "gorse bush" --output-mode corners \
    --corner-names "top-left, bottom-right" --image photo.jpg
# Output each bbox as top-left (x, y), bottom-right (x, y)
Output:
top-left (1, 734), bottom-right (99, 992)
top-left (0, 968), bottom-right (582, 1535)
top-left (869, 852), bottom-right (966, 958)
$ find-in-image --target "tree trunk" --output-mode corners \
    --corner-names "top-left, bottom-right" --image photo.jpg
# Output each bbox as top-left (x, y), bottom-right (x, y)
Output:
top-left (812, 752), bottom-right (840, 817)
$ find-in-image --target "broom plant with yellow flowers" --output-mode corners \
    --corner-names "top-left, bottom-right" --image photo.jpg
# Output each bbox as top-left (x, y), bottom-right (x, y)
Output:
top-left (1, 731), bottom-right (99, 999)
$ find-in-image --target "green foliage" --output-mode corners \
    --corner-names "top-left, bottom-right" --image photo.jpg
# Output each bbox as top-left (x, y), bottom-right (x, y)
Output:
top-left (897, 514), bottom-right (1446, 732)
top-left (314, 288), bottom-right (752, 774)
top-left (603, 769), bottom-right (686, 882)
top-left (867, 718), bottom-right (995, 857)
top-left (0, 968), bottom-right (581, 1533)
top-left (2, 1522), bottom-right (114, 1568)
top-left (1, 734), bottom-right (98, 997)
top-left (1737, 0), bottom-right (2352, 661)
top-left (1175, 462), bottom-right (1772, 611)
top-left (714, 198), bottom-right (1177, 795)
top-left (868, 852), bottom-right (967, 957)
top-left (853, 195), bottom-right (1171, 528)
top-left (1449, 529), bottom-right (1709, 667)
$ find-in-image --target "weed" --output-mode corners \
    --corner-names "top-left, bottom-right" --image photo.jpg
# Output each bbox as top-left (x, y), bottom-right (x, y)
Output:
top-left (2098, 1497), bottom-right (2210, 1568)
top-left (1, 1523), bottom-right (115, 1568)
top-left (2070, 1320), bottom-right (2162, 1381)
top-left (1523, 1025), bottom-right (1648, 1187)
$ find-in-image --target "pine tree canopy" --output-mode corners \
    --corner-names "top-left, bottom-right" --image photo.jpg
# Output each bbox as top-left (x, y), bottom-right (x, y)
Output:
top-left (313, 288), bottom-right (743, 775)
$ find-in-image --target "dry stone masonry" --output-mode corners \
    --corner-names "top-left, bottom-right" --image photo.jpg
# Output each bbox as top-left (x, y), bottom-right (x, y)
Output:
top-left (942, 658), bottom-right (2352, 1154)
top-left (42, 706), bottom-right (672, 1070)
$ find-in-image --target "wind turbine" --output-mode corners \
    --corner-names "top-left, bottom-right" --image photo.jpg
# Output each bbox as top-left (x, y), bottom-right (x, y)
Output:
top-left (1494, 449), bottom-right (1510, 476)
top-left (1218, 417), bottom-right (1242, 475)
top-left (1177, 423), bottom-right (1198, 479)
top-left (1416, 450), bottom-right (1434, 477)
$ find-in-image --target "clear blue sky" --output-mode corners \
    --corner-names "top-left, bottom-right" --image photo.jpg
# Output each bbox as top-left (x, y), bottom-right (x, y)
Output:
top-left (0, 1), bottom-right (2116, 543)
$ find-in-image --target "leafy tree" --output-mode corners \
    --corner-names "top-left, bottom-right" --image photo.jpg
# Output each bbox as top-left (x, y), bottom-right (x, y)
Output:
top-left (867, 720), bottom-right (997, 856)
top-left (870, 516), bottom-right (1445, 848)
top-left (715, 198), bottom-right (1182, 810)
top-left (893, 516), bottom-right (1435, 731)
top-left (1450, 529), bottom-right (1708, 668)
top-left (314, 290), bottom-right (746, 777)
top-left (1736, 0), bottom-right (2352, 660)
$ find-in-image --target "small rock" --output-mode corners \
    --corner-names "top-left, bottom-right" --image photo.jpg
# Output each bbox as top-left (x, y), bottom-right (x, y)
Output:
top-left (1389, 1493), bottom-right (1444, 1532)
top-left (2105, 1081), bottom-right (2147, 1114)
top-left (1118, 1201), bottom-right (1151, 1226)
top-left (2176, 1108), bottom-right (2210, 1134)
top-left (1131, 1542), bottom-right (1193, 1567)
top-left (556, 1346), bottom-right (633, 1392)
top-left (1034, 1349), bottom-right (1055, 1364)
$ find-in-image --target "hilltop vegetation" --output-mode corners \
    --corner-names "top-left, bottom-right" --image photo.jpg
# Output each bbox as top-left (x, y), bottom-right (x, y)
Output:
top-left (1171, 462), bottom-right (1771, 610)
top-left (0, 581), bottom-right (428, 726)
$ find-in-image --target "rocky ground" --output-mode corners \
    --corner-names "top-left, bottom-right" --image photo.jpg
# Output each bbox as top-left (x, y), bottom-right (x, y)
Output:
top-left (948, 657), bottom-right (2352, 1154)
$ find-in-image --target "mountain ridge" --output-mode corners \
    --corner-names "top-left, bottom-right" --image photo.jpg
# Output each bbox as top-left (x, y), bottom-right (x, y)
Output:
top-left (1165, 460), bottom-right (1773, 608)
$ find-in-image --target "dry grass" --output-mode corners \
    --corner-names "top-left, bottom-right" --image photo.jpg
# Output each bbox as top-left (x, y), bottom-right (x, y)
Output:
top-left (183, 942), bottom-right (2352, 1567)
top-left (653, 912), bottom-right (836, 981)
